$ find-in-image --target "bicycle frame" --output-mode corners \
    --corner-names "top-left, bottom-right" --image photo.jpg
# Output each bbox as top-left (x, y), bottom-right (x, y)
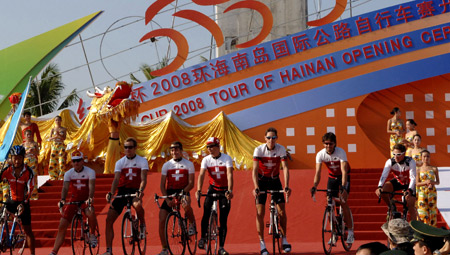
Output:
top-left (378, 191), bottom-right (408, 220)
top-left (316, 189), bottom-right (352, 255)
top-left (0, 202), bottom-right (26, 254)
top-left (197, 192), bottom-right (228, 255)
top-left (258, 190), bottom-right (286, 255)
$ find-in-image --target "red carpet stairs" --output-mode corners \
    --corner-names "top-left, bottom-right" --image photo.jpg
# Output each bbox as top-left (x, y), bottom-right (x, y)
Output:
top-left (31, 174), bottom-right (114, 247)
top-left (350, 168), bottom-right (447, 241)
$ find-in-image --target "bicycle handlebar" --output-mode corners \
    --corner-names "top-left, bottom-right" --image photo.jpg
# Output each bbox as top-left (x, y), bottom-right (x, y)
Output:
top-left (154, 192), bottom-right (185, 209)
top-left (258, 189), bottom-right (289, 203)
top-left (377, 190), bottom-right (407, 204)
top-left (196, 192), bottom-right (228, 208)
top-left (114, 194), bottom-right (137, 199)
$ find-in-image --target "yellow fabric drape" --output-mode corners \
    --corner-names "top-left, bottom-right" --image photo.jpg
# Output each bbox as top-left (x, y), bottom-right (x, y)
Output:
top-left (0, 99), bottom-right (262, 172)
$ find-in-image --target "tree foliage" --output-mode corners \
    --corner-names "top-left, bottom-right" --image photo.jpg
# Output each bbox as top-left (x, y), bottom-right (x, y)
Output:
top-left (25, 63), bottom-right (79, 116)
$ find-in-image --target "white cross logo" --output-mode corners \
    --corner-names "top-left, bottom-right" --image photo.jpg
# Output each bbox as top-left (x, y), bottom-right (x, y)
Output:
top-left (74, 179), bottom-right (86, 190)
top-left (263, 160), bottom-right (276, 169)
top-left (172, 170), bottom-right (184, 181)
top-left (211, 166), bottom-right (225, 179)
top-left (126, 168), bottom-right (137, 180)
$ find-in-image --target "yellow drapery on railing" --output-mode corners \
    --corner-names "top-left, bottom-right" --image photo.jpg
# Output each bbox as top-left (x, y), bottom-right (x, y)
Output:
top-left (0, 108), bottom-right (262, 171)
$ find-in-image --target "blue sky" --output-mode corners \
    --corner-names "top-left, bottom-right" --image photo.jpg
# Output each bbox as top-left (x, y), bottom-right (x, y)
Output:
top-left (0, 0), bottom-right (410, 113)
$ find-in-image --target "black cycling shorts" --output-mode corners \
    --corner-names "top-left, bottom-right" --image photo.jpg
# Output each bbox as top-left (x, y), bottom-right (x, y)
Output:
top-left (111, 187), bottom-right (139, 215)
top-left (256, 176), bottom-right (285, 205)
top-left (327, 175), bottom-right (351, 198)
top-left (5, 200), bottom-right (31, 225)
top-left (389, 178), bottom-right (416, 196)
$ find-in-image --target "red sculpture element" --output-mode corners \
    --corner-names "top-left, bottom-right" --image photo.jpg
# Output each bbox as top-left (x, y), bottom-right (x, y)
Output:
top-left (307, 0), bottom-right (347, 27)
top-left (140, 29), bottom-right (189, 77)
top-left (145, 0), bottom-right (174, 25)
top-left (192, 0), bottom-right (229, 6)
top-left (224, 0), bottom-right (273, 48)
top-left (108, 81), bottom-right (133, 108)
top-left (173, 10), bottom-right (224, 47)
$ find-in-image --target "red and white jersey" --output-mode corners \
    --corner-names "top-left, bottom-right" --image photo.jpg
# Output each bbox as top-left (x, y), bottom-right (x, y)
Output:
top-left (0, 165), bottom-right (34, 201)
top-left (64, 166), bottom-right (96, 202)
top-left (378, 157), bottom-right (416, 190)
top-left (201, 153), bottom-right (233, 188)
top-left (162, 158), bottom-right (195, 190)
top-left (115, 155), bottom-right (149, 189)
top-left (253, 144), bottom-right (287, 178)
top-left (316, 147), bottom-right (348, 178)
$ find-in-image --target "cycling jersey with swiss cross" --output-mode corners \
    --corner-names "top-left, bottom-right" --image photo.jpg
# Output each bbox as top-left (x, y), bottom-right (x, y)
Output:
top-left (115, 155), bottom-right (149, 189)
top-left (201, 153), bottom-right (233, 189)
top-left (162, 158), bottom-right (195, 190)
top-left (0, 165), bottom-right (34, 201)
top-left (316, 147), bottom-right (348, 178)
top-left (253, 144), bottom-right (287, 178)
top-left (64, 166), bottom-right (96, 202)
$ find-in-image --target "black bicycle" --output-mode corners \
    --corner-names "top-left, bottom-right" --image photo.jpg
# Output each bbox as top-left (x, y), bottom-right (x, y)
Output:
top-left (197, 192), bottom-right (228, 255)
top-left (378, 190), bottom-right (408, 221)
top-left (155, 193), bottom-right (197, 255)
top-left (0, 202), bottom-right (26, 255)
top-left (114, 194), bottom-right (146, 255)
top-left (258, 190), bottom-right (287, 255)
top-left (66, 201), bottom-right (100, 255)
top-left (317, 189), bottom-right (352, 255)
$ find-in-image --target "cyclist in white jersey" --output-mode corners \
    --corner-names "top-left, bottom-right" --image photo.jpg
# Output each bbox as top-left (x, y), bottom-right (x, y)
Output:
top-left (101, 137), bottom-right (149, 255)
top-left (252, 127), bottom-right (291, 255)
top-left (49, 150), bottom-right (97, 255)
top-left (375, 143), bottom-right (417, 220)
top-left (311, 132), bottom-right (354, 244)
top-left (196, 137), bottom-right (233, 255)
top-left (157, 142), bottom-right (196, 255)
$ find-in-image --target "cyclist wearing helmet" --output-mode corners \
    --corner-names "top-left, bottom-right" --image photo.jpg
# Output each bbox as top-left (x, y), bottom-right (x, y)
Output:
top-left (196, 137), bottom-right (234, 255)
top-left (0, 145), bottom-right (36, 255)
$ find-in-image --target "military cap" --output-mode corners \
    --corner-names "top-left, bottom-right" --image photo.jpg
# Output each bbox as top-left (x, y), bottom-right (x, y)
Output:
top-left (410, 220), bottom-right (450, 243)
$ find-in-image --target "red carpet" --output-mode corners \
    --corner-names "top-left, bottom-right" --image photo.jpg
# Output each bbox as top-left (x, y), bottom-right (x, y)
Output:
top-left (30, 168), bottom-right (447, 254)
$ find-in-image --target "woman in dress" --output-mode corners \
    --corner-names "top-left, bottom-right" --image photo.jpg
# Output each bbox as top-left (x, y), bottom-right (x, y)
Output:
top-left (48, 115), bottom-right (67, 180)
top-left (416, 150), bottom-right (440, 226)
top-left (406, 134), bottom-right (426, 167)
top-left (387, 107), bottom-right (405, 156)
top-left (404, 119), bottom-right (418, 149)
top-left (23, 129), bottom-right (40, 199)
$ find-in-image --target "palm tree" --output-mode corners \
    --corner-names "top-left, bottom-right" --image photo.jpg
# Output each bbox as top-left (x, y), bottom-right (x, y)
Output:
top-left (26, 63), bottom-right (79, 116)
top-left (130, 57), bottom-right (170, 83)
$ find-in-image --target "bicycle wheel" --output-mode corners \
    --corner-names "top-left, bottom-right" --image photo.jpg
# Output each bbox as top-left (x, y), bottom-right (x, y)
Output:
top-left (136, 218), bottom-right (146, 255)
top-left (321, 207), bottom-right (333, 255)
top-left (339, 207), bottom-right (353, 251)
top-left (271, 212), bottom-right (281, 255)
top-left (186, 220), bottom-right (197, 255)
top-left (71, 214), bottom-right (87, 255)
top-left (88, 220), bottom-right (100, 255)
top-left (207, 212), bottom-right (218, 255)
top-left (121, 212), bottom-right (135, 255)
top-left (166, 212), bottom-right (185, 255)
top-left (11, 221), bottom-right (26, 255)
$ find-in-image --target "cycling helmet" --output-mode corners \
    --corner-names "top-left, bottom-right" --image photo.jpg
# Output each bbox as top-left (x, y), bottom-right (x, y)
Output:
top-left (9, 145), bottom-right (26, 157)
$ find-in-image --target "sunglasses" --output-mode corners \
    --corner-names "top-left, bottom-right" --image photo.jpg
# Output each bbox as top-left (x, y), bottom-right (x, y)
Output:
top-left (324, 142), bottom-right (335, 145)
top-left (206, 145), bottom-right (218, 148)
top-left (72, 159), bottom-right (82, 163)
top-left (266, 136), bottom-right (278, 140)
top-left (393, 152), bottom-right (405, 156)
top-left (124, 145), bottom-right (135, 149)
